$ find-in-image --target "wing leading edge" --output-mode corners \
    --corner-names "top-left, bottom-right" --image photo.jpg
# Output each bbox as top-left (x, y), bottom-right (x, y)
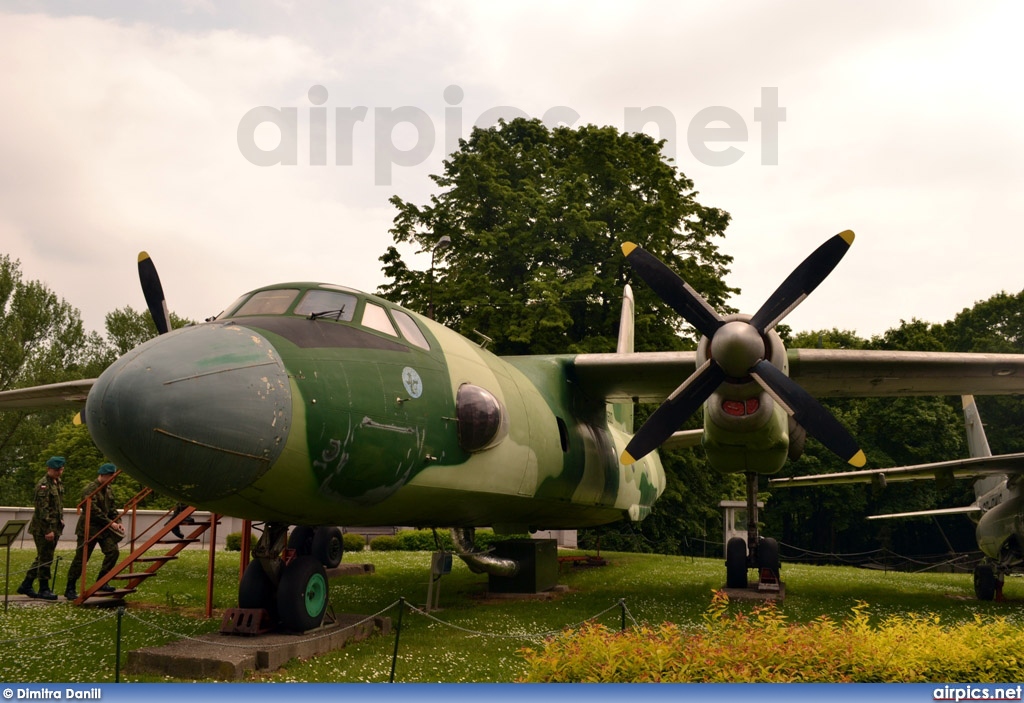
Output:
top-left (0, 379), bottom-right (96, 410)
top-left (572, 349), bottom-right (1024, 403)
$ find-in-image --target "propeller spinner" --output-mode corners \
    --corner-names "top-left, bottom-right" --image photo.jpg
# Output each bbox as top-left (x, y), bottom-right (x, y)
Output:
top-left (620, 231), bottom-right (866, 469)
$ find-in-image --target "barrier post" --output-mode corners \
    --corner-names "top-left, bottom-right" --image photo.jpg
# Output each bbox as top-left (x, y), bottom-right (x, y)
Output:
top-left (115, 606), bottom-right (125, 683)
top-left (389, 597), bottom-right (405, 683)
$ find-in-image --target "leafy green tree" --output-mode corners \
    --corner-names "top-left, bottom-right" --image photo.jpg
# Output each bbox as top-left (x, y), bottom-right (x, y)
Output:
top-left (940, 291), bottom-right (1024, 456)
top-left (0, 256), bottom-right (192, 506)
top-left (0, 255), bottom-right (106, 505)
top-left (99, 306), bottom-right (192, 364)
top-left (380, 118), bottom-right (740, 553)
top-left (380, 118), bottom-right (736, 354)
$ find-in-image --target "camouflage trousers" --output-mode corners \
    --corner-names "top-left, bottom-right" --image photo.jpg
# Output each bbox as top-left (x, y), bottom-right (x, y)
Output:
top-left (26, 532), bottom-right (60, 583)
top-left (65, 533), bottom-right (121, 590)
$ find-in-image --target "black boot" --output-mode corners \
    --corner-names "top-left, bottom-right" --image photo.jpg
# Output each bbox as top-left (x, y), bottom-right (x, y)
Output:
top-left (37, 580), bottom-right (57, 601)
top-left (16, 577), bottom-right (37, 598)
top-left (64, 584), bottom-right (78, 600)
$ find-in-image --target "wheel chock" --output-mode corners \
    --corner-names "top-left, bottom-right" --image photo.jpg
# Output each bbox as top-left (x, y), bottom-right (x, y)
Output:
top-left (220, 608), bottom-right (273, 635)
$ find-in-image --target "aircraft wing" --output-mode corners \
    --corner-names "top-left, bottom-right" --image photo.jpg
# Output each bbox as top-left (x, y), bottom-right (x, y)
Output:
top-left (572, 349), bottom-right (1024, 403)
top-left (769, 452), bottom-right (1024, 488)
top-left (0, 379), bottom-right (96, 410)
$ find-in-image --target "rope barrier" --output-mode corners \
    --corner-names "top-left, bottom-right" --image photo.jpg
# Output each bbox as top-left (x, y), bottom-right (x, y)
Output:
top-left (404, 599), bottom-right (627, 642)
top-left (0, 608), bottom-right (115, 645)
top-left (120, 599), bottom-right (401, 650)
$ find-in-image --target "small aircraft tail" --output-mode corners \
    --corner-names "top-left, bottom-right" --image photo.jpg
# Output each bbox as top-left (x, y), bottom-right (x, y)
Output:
top-left (610, 285), bottom-right (635, 433)
top-left (963, 395), bottom-right (1004, 500)
top-left (609, 283), bottom-right (704, 450)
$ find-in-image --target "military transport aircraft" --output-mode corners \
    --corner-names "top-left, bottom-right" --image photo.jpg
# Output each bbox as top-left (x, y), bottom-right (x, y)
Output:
top-left (3, 231), bottom-right (1024, 630)
top-left (771, 395), bottom-right (1024, 601)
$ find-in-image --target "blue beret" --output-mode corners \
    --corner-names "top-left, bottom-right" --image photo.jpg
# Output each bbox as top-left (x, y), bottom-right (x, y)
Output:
top-left (98, 463), bottom-right (117, 475)
top-left (46, 456), bottom-right (66, 469)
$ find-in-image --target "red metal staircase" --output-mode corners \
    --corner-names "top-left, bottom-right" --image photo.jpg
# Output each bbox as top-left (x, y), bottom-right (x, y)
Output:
top-left (70, 479), bottom-right (219, 607)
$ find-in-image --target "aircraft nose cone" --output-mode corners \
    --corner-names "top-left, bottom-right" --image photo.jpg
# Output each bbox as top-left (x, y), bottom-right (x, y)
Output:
top-left (85, 323), bottom-right (292, 503)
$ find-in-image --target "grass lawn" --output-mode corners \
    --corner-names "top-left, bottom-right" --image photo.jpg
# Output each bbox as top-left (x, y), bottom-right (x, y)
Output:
top-left (2, 546), bottom-right (1022, 682)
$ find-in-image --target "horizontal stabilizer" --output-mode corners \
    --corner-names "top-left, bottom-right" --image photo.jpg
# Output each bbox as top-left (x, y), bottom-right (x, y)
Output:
top-left (867, 505), bottom-right (981, 520)
top-left (770, 451), bottom-right (1024, 488)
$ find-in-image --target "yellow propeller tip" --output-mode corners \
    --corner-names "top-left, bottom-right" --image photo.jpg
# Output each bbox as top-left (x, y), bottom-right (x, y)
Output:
top-left (138, 251), bottom-right (151, 263)
top-left (838, 230), bottom-right (855, 246)
top-left (621, 242), bottom-right (638, 258)
top-left (72, 412), bottom-right (83, 426)
top-left (620, 450), bottom-right (637, 466)
top-left (848, 450), bottom-right (867, 468)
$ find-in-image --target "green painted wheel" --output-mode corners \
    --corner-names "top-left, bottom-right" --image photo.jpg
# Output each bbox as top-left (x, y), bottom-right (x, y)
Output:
top-left (277, 555), bottom-right (329, 631)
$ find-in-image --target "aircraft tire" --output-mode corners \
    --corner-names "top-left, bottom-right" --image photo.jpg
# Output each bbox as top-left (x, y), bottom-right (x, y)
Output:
top-left (726, 537), bottom-right (748, 589)
top-left (277, 555), bottom-right (329, 632)
top-left (238, 560), bottom-right (277, 621)
top-left (974, 563), bottom-right (998, 601)
top-left (313, 526), bottom-right (344, 568)
top-left (287, 526), bottom-right (315, 556)
top-left (758, 537), bottom-right (781, 573)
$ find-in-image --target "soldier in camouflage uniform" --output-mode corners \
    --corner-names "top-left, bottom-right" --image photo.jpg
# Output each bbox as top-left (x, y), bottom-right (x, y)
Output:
top-left (18, 456), bottom-right (66, 600)
top-left (65, 463), bottom-right (122, 600)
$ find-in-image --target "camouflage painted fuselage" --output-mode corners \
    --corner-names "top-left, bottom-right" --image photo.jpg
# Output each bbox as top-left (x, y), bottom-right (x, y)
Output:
top-left (85, 284), bottom-right (664, 531)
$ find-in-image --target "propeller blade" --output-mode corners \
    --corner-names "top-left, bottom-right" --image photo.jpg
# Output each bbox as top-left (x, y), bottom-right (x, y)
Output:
top-left (750, 359), bottom-right (866, 467)
top-left (749, 230), bottom-right (855, 333)
top-left (622, 360), bottom-right (726, 465)
top-left (621, 242), bottom-right (724, 338)
top-left (138, 251), bottom-right (171, 335)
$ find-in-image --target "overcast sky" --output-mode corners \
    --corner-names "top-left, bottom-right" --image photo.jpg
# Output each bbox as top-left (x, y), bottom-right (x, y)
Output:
top-left (2, 1), bottom-right (1021, 341)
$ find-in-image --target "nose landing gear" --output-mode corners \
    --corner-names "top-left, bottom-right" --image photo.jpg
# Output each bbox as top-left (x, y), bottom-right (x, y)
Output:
top-left (723, 473), bottom-right (783, 595)
top-left (236, 523), bottom-right (335, 633)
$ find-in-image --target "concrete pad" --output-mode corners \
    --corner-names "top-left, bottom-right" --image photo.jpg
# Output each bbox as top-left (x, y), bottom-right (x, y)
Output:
top-left (125, 612), bottom-right (392, 680)
top-left (721, 582), bottom-right (786, 602)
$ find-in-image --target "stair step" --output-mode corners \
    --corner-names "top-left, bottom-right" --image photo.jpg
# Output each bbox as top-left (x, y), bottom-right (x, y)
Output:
top-left (135, 555), bottom-right (177, 563)
top-left (113, 572), bottom-right (157, 581)
top-left (88, 588), bottom-right (136, 598)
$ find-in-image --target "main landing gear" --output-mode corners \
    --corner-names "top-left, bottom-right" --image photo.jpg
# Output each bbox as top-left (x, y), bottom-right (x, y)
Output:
top-left (724, 472), bottom-right (781, 591)
top-left (238, 523), bottom-right (344, 632)
top-left (973, 561), bottom-right (1005, 602)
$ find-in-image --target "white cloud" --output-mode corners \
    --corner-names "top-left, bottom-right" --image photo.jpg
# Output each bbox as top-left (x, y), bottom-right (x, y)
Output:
top-left (0, 2), bottom-right (1022, 339)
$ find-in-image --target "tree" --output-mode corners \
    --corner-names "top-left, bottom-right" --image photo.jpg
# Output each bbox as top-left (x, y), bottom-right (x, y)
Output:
top-left (380, 118), bottom-right (740, 553)
top-left (0, 257), bottom-right (193, 506)
top-left (100, 306), bottom-right (193, 364)
top-left (380, 118), bottom-right (737, 354)
top-left (0, 255), bottom-right (106, 505)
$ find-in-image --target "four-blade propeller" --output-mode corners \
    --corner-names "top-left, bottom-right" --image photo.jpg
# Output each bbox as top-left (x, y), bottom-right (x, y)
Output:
top-left (621, 231), bottom-right (866, 469)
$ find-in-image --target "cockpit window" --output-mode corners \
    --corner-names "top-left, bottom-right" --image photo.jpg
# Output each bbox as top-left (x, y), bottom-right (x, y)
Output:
top-left (231, 289), bottom-right (300, 317)
top-left (214, 293), bottom-right (252, 320)
top-left (391, 309), bottom-right (430, 350)
top-left (293, 290), bottom-right (357, 321)
top-left (361, 302), bottom-right (398, 337)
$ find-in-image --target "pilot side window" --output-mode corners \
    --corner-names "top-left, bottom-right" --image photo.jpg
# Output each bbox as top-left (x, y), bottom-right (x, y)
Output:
top-left (390, 309), bottom-right (430, 350)
top-left (361, 302), bottom-right (398, 336)
top-left (231, 289), bottom-right (299, 316)
top-left (293, 290), bottom-right (357, 321)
